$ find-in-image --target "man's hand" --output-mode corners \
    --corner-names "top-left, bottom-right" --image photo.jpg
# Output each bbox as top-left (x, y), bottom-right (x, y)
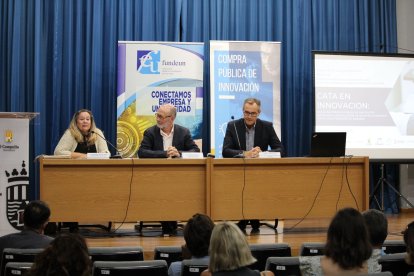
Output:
top-left (167, 146), bottom-right (180, 158)
top-left (244, 146), bottom-right (262, 158)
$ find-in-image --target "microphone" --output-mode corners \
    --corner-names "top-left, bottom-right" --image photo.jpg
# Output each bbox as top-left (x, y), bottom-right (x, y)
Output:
top-left (231, 116), bottom-right (244, 158)
top-left (91, 130), bottom-right (122, 159)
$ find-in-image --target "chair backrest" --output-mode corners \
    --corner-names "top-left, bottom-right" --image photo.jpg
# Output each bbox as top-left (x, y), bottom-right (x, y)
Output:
top-left (88, 246), bottom-right (144, 263)
top-left (1, 248), bottom-right (43, 276)
top-left (265, 256), bottom-right (300, 276)
top-left (153, 246), bottom-right (182, 266)
top-left (92, 260), bottom-right (168, 276)
top-left (4, 262), bottom-right (32, 276)
top-left (408, 272), bottom-right (414, 276)
top-left (299, 242), bottom-right (325, 256)
top-left (248, 243), bottom-right (291, 271)
top-left (382, 240), bottom-right (407, 254)
top-left (379, 252), bottom-right (414, 275)
top-left (357, 272), bottom-right (393, 276)
top-left (181, 259), bottom-right (209, 276)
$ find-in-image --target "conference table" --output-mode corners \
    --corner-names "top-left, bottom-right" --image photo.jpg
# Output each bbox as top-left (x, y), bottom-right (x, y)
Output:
top-left (39, 157), bottom-right (369, 223)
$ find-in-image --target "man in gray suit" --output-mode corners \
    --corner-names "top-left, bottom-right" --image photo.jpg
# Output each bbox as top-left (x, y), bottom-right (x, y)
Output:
top-left (138, 103), bottom-right (200, 235)
top-left (0, 200), bottom-right (53, 255)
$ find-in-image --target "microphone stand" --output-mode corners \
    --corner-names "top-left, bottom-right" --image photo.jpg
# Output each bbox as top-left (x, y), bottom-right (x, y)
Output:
top-left (231, 116), bottom-right (244, 158)
top-left (91, 131), bottom-right (122, 159)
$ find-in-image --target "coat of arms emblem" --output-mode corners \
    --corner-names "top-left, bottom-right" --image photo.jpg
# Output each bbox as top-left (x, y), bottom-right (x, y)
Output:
top-left (4, 161), bottom-right (29, 230)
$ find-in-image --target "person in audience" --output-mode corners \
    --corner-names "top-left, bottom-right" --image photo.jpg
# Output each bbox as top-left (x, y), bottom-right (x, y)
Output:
top-left (300, 208), bottom-right (372, 276)
top-left (200, 221), bottom-right (274, 276)
top-left (222, 98), bottom-right (283, 234)
top-left (28, 233), bottom-right (91, 276)
top-left (404, 220), bottom-right (414, 265)
top-left (0, 200), bottom-right (53, 255)
top-left (54, 109), bottom-right (109, 158)
top-left (168, 213), bottom-right (215, 276)
top-left (362, 209), bottom-right (388, 273)
top-left (137, 103), bottom-right (200, 235)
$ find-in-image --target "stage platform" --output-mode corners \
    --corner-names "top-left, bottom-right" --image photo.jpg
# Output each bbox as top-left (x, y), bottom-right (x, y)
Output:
top-left (77, 213), bottom-right (413, 260)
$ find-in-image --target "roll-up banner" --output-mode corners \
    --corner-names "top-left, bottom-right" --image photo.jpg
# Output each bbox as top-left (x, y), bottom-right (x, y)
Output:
top-left (117, 42), bottom-right (204, 157)
top-left (209, 41), bottom-right (281, 157)
top-left (0, 113), bottom-right (37, 235)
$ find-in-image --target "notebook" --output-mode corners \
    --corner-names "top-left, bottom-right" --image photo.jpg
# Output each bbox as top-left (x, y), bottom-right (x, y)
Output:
top-left (310, 132), bottom-right (347, 157)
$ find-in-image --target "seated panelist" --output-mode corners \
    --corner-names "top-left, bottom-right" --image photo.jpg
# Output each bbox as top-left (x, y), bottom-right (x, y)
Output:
top-left (54, 109), bottom-right (110, 232)
top-left (138, 103), bottom-right (200, 235)
top-left (222, 98), bottom-right (283, 158)
top-left (54, 109), bottom-right (109, 158)
top-left (138, 103), bottom-right (200, 158)
top-left (222, 98), bottom-right (283, 234)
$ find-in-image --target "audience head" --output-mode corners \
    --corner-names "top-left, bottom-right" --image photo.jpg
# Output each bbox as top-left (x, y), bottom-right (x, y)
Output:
top-left (325, 208), bottom-right (372, 270)
top-left (23, 200), bottom-right (51, 232)
top-left (208, 221), bottom-right (256, 273)
top-left (184, 213), bottom-right (215, 258)
top-left (28, 233), bottom-right (91, 276)
top-left (404, 221), bottom-right (414, 264)
top-left (362, 209), bottom-right (388, 248)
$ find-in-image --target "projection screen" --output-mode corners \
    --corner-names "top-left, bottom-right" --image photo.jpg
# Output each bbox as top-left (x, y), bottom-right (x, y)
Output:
top-left (313, 52), bottom-right (414, 161)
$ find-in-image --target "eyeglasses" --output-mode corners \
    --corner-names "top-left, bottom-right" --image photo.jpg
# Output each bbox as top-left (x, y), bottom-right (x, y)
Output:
top-left (243, 111), bottom-right (259, 117)
top-left (155, 113), bottom-right (171, 120)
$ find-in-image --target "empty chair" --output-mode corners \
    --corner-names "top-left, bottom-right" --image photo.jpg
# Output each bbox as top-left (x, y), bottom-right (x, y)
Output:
top-left (4, 262), bottom-right (33, 276)
top-left (299, 242), bottom-right (325, 256)
top-left (181, 258), bottom-right (209, 276)
top-left (88, 246), bottom-right (144, 263)
top-left (248, 243), bottom-right (291, 271)
top-left (265, 256), bottom-right (300, 276)
top-left (153, 246), bottom-right (182, 266)
top-left (1, 248), bottom-right (43, 276)
top-left (92, 260), bottom-right (168, 276)
top-left (379, 252), bottom-right (414, 275)
top-left (382, 240), bottom-right (407, 254)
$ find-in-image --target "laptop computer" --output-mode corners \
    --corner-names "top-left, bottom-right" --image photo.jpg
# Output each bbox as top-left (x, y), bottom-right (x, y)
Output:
top-left (310, 132), bottom-right (347, 157)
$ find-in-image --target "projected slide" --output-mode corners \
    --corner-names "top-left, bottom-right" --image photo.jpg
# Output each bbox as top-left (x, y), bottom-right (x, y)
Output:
top-left (314, 52), bottom-right (414, 160)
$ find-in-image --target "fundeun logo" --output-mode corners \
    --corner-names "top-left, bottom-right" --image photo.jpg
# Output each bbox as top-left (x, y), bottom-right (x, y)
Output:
top-left (137, 50), bottom-right (160, 74)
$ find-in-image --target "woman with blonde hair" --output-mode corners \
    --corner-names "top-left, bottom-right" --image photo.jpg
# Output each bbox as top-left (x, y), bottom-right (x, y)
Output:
top-left (54, 109), bottom-right (109, 158)
top-left (201, 221), bottom-right (274, 276)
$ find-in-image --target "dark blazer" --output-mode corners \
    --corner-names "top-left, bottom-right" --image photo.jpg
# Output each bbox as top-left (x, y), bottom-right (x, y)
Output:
top-left (138, 124), bottom-right (200, 158)
top-left (222, 118), bottom-right (283, 158)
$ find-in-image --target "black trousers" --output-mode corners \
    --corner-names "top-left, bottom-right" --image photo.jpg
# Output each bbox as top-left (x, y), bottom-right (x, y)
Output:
top-left (161, 221), bottom-right (177, 234)
top-left (237, 219), bottom-right (260, 230)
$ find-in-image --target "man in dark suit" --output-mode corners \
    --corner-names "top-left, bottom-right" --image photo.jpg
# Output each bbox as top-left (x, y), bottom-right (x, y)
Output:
top-left (0, 200), bottom-right (53, 255)
top-left (138, 103), bottom-right (200, 235)
top-left (222, 98), bottom-right (283, 234)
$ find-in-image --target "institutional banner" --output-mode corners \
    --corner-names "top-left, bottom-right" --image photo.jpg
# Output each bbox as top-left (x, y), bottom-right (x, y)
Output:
top-left (210, 41), bottom-right (281, 157)
top-left (0, 117), bottom-right (30, 235)
top-left (117, 42), bottom-right (204, 157)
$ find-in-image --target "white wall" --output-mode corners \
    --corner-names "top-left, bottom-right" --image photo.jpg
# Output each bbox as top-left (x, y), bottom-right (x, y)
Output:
top-left (397, 0), bottom-right (414, 54)
top-left (397, 0), bottom-right (414, 208)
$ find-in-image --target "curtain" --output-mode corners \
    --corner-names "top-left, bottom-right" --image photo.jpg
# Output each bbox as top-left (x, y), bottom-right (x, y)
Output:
top-left (1, 0), bottom-right (182, 198)
top-left (1, 0), bottom-right (398, 211)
